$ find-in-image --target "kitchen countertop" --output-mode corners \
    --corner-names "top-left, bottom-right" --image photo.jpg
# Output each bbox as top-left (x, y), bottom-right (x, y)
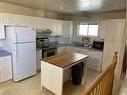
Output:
top-left (42, 52), bottom-right (88, 68)
top-left (50, 43), bottom-right (103, 52)
top-left (69, 44), bottom-right (103, 52)
top-left (0, 50), bottom-right (12, 57)
top-left (36, 42), bottom-right (103, 52)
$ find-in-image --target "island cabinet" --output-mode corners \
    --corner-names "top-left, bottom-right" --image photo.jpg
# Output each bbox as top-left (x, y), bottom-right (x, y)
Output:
top-left (0, 55), bottom-right (12, 83)
top-left (41, 53), bottom-right (88, 95)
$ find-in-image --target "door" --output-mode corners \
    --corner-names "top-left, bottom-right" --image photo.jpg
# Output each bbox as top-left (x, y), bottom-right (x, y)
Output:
top-left (14, 42), bottom-right (36, 81)
top-left (16, 27), bottom-right (36, 43)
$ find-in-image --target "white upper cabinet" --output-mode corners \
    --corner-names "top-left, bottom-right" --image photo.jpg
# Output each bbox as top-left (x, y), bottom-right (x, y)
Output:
top-left (0, 26), bottom-right (5, 39)
top-left (105, 19), bottom-right (116, 40)
top-left (18, 15), bottom-right (36, 26)
top-left (0, 12), bottom-right (73, 37)
top-left (114, 19), bottom-right (125, 41)
top-left (35, 18), bottom-right (53, 31)
top-left (43, 18), bottom-right (53, 29)
top-left (35, 17), bottom-right (44, 30)
top-left (98, 19), bottom-right (125, 40)
top-left (3, 13), bottom-right (18, 26)
top-left (0, 13), bottom-right (4, 25)
top-left (98, 20), bottom-right (107, 39)
top-left (62, 21), bottom-right (73, 37)
top-left (51, 19), bottom-right (62, 36)
top-left (3, 13), bottom-right (36, 27)
top-left (98, 19), bottom-right (116, 40)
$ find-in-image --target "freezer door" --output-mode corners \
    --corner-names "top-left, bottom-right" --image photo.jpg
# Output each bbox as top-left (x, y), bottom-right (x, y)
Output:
top-left (14, 42), bottom-right (36, 81)
top-left (15, 27), bottom-right (36, 43)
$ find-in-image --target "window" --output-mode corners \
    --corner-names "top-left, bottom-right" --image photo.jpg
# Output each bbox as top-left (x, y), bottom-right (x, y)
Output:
top-left (79, 24), bottom-right (98, 36)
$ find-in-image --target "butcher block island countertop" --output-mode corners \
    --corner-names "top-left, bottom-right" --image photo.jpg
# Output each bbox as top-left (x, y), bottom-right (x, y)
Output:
top-left (41, 53), bottom-right (88, 95)
top-left (42, 52), bottom-right (89, 68)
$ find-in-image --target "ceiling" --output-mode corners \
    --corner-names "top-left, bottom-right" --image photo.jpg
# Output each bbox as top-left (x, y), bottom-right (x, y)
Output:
top-left (0, 0), bottom-right (126, 14)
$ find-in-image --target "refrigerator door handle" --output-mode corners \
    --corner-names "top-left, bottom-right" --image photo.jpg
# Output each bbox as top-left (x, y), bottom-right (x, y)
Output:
top-left (16, 46), bottom-right (18, 55)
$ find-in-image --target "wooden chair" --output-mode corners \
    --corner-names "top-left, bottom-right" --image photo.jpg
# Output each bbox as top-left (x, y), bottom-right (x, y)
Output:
top-left (81, 51), bottom-right (118, 95)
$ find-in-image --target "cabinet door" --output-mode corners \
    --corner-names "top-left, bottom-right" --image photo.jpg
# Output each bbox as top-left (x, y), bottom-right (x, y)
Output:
top-left (58, 20), bottom-right (62, 36)
top-left (0, 26), bottom-right (5, 39)
top-left (18, 15), bottom-right (35, 26)
top-left (105, 19), bottom-right (116, 40)
top-left (0, 56), bottom-right (12, 83)
top-left (102, 39), bottom-right (119, 70)
top-left (43, 18), bottom-right (53, 29)
top-left (62, 21), bottom-right (73, 37)
top-left (3, 13), bottom-right (18, 26)
top-left (35, 17), bottom-right (44, 30)
top-left (0, 13), bottom-right (4, 25)
top-left (52, 20), bottom-right (62, 36)
top-left (114, 19), bottom-right (125, 41)
top-left (98, 20), bottom-right (107, 39)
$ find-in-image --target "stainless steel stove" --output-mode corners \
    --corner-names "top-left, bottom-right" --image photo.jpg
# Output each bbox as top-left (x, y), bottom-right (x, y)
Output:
top-left (36, 37), bottom-right (57, 58)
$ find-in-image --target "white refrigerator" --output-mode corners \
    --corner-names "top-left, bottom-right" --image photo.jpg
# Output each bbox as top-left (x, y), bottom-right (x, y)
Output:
top-left (4, 26), bottom-right (37, 82)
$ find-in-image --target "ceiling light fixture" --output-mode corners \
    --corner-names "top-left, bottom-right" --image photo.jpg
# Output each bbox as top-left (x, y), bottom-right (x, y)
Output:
top-left (60, 5), bottom-right (63, 10)
top-left (59, 0), bottom-right (63, 10)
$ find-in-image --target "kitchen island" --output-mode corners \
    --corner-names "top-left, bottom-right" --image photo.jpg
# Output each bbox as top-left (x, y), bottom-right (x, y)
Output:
top-left (41, 53), bottom-right (88, 95)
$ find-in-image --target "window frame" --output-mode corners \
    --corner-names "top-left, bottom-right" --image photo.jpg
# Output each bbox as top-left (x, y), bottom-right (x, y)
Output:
top-left (78, 23), bottom-right (99, 37)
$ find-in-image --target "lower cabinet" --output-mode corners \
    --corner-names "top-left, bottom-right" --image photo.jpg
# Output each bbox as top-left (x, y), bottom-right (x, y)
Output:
top-left (0, 55), bottom-right (12, 83)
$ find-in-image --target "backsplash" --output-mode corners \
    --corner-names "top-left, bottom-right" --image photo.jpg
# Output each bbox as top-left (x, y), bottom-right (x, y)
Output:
top-left (0, 40), bottom-right (3, 47)
top-left (49, 36), bottom-right (72, 44)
